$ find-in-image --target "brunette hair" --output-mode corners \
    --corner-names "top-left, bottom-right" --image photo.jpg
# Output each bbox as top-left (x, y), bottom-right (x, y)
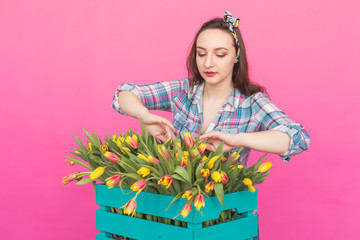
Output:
top-left (186, 17), bottom-right (269, 97)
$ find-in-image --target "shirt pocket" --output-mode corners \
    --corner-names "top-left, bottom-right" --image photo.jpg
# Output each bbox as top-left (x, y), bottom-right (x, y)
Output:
top-left (173, 111), bottom-right (193, 133)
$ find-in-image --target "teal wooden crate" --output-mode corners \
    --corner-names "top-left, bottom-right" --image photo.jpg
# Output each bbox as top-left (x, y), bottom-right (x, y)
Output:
top-left (96, 183), bottom-right (259, 240)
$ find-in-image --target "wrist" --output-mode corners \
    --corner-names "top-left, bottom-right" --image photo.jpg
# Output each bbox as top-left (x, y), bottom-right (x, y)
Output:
top-left (137, 108), bottom-right (149, 122)
top-left (235, 132), bottom-right (246, 148)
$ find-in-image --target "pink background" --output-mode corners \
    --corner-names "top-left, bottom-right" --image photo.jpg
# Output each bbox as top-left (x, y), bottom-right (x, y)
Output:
top-left (1, 0), bottom-right (359, 239)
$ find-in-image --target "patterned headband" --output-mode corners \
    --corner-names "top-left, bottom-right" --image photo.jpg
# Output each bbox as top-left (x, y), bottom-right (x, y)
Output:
top-left (223, 11), bottom-right (240, 59)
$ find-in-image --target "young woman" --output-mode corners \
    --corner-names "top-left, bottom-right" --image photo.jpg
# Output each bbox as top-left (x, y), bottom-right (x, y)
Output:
top-left (112, 11), bottom-right (310, 167)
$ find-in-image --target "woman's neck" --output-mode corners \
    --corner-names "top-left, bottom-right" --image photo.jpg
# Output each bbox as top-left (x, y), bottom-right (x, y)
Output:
top-left (203, 80), bottom-right (234, 104)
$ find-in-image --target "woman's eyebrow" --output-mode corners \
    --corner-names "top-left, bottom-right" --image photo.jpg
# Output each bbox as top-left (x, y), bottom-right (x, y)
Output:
top-left (196, 46), bottom-right (229, 51)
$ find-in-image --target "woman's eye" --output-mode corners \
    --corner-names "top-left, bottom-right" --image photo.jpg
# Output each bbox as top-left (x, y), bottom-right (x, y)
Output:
top-left (197, 53), bottom-right (226, 58)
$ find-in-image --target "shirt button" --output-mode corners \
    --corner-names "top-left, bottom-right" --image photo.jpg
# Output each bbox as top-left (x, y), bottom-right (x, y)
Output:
top-left (183, 121), bottom-right (186, 124)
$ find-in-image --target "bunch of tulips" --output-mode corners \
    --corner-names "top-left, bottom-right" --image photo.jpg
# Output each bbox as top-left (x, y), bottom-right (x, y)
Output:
top-left (63, 125), bottom-right (273, 226)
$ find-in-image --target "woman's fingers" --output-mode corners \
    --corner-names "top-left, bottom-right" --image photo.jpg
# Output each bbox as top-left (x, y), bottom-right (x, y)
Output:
top-left (163, 120), bottom-right (175, 131)
top-left (199, 131), bottom-right (222, 143)
top-left (164, 124), bottom-right (176, 141)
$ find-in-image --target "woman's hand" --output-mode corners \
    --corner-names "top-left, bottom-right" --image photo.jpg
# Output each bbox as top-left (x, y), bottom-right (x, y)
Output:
top-left (199, 131), bottom-right (241, 152)
top-left (138, 110), bottom-right (176, 143)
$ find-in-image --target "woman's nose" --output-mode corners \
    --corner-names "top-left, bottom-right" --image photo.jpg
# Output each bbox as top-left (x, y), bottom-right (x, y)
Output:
top-left (204, 55), bottom-right (214, 67)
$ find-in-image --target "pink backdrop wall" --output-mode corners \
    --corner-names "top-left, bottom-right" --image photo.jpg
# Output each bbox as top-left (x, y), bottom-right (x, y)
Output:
top-left (1, 0), bottom-right (359, 239)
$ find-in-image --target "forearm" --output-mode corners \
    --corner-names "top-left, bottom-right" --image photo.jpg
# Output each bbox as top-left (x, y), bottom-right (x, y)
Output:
top-left (236, 130), bottom-right (291, 154)
top-left (117, 91), bottom-right (149, 121)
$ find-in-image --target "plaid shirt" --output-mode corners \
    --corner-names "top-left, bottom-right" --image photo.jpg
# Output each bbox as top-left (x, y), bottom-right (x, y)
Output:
top-left (112, 77), bottom-right (310, 167)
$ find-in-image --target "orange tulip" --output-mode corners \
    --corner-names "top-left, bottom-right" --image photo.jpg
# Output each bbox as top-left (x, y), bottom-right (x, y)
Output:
top-left (131, 179), bottom-right (146, 192)
top-left (227, 152), bottom-right (240, 164)
top-left (64, 158), bottom-right (74, 166)
top-left (123, 199), bottom-right (137, 217)
top-left (62, 172), bottom-right (80, 184)
top-left (194, 194), bottom-right (205, 211)
top-left (158, 145), bottom-right (170, 160)
top-left (104, 151), bottom-right (120, 163)
top-left (147, 155), bottom-right (160, 164)
top-left (180, 203), bottom-right (192, 218)
top-left (198, 143), bottom-right (206, 155)
top-left (200, 169), bottom-right (210, 178)
top-left (126, 135), bottom-right (139, 149)
top-left (205, 182), bottom-right (214, 192)
top-left (105, 174), bottom-right (122, 189)
top-left (220, 171), bottom-right (229, 184)
top-left (183, 132), bottom-right (194, 148)
top-left (180, 156), bottom-right (188, 167)
top-left (182, 190), bottom-right (193, 200)
top-left (158, 174), bottom-right (173, 188)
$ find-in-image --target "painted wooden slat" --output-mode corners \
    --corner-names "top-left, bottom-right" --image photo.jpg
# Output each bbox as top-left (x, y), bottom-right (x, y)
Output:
top-left (96, 184), bottom-right (258, 223)
top-left (96, 210), bottom-right (193, 240)
top-left (95, 183), bottom-right (259, 240)
top-left (96, 235), bottom-right (114, 240)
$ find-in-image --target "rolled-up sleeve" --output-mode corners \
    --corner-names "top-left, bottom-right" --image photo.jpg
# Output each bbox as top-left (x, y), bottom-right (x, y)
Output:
top-left (112, 77), bottom-right (188, 116)
top-left (251, 92), bottom-right (310, 162)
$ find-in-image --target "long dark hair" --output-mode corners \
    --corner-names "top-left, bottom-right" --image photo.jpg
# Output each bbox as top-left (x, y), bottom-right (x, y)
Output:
top-left (186, 17), bottom-right (268, 97)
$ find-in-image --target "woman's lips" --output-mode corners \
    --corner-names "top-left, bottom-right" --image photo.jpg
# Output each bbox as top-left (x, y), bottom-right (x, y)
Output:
top-left (205, 72), bottom-right (216, 77)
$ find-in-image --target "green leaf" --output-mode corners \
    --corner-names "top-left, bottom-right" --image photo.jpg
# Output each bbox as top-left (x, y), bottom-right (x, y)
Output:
top-left (75, 178), bottom-right (96, 185)
top-left (213, 141), bottom-right (225, 155)
top-left (214, 183), bottom-right (225, 208)
top-left (222, 147), bottom-right (244, 170)
top-left (249, 153), bottom-right (268, 172)
top-left (121, 173), bottom-right (142, 181)
top-left (66, 156), bottom-right (92, 170)
top-left (172, 173), bottom-right (189, 183)
top-left (173, 166), bottom-right (192, 184)
top-left (71, 134), bottom-right (89, 161)
top-left (165, 192), bottom-right (183, 212)
top-left (195, 161), bottom-right (207, 179)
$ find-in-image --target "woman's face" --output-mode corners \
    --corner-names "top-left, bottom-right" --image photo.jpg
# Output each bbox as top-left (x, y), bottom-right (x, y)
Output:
top-left (196, 29), bottom-right (237, 86)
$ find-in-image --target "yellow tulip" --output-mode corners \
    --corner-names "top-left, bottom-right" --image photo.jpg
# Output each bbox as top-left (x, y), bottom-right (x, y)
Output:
top-left (200, 155), bottom-right (208, 163)
top-left (211, 171), bottom-right (222, 183)
top-left (242, 178), bottom-right (252, 186)
top-left (207, 156), bottom-right (219, 169)
top-left (257, 162), bottom-right (273, 173)
top-left (137, 153), bottom-right (148, 161)
top-left (100, 145), bottom-right (109, 151)
top-left (137, 167), bottom-right (150, 177)
top-left (248, 185), bottom-right (256, 192)
top-left (89, 167), bottom-right (105, 179)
